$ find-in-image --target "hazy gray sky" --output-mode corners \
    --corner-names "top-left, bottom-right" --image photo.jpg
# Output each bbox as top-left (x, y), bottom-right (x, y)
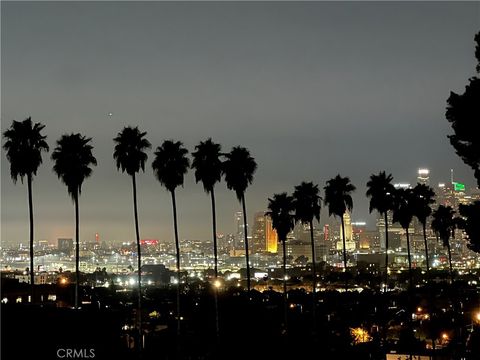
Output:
top-left (1, 1), bottom-right (479, 246)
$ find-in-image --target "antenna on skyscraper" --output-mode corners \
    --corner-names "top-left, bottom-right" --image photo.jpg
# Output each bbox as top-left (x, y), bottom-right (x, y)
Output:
top-left (450, 169), bottom-right (454, 184)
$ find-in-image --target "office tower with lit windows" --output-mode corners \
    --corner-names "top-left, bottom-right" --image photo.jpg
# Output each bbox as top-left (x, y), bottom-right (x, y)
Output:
top-left (252, 212), bottom-right (278, 254)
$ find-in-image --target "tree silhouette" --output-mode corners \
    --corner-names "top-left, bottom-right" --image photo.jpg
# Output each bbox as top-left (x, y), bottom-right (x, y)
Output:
top-left (191, 138), bottom-right (223, 343)
top-left (458, 201), bottom-right (480, 254)
top-left (292, 181), bottom-right (321, 331)
top-left (152, 140), bottom-right (189, 340)
top-left (446, 31), bottom-right (480, 187)
top-left (3, 117), bottom-right (49, 301)
top-left (412, 184), bottom-right (436, 281)
top-left (267, 192), bottom-right (295, 334)
top-left (324, 175), bottom-right (356, 290)
top-left (222, 146), bottom-right (257, 294)
top-left (431, 205), bottom-right (457, 283)
top-left (113, 126), bottom-right (151, 345)
top-left (52, 133), bottom-right (96, 309)
top-left (392, 188), bottom-right (415, 290)
top-left (366, 171), bottom-right (395, 293)
top-left (191, 139), bottom-right (223, 276)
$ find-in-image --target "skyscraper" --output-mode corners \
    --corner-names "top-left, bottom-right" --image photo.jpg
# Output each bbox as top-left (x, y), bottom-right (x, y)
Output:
top-left (252, 212), bottom-right (278, 253)
top-left (417, 168), bottom-right (430, 185)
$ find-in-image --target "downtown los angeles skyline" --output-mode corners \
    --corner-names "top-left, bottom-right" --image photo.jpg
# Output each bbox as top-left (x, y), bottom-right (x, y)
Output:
top-left (1, 1), bottom-right (479, 246)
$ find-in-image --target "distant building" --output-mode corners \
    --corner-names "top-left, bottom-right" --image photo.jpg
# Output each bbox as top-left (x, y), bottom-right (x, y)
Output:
top-left (141, 264), bottom-right (170, 285)
top-left (337, 212), bottom-right (355, 251)
top-left (252, 212), bottom-right (278, 254)
top-left (280, 239), bottom-right (328, 263)
top-left (417, 168), bottom-right (430, 186)
top-left (57, 238), bottom-right (73, 255)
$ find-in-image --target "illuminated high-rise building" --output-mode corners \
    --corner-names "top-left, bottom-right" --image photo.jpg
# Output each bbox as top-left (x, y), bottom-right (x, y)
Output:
top-left (252, 212), bottom-right (278, 253)
top-left (337, 212), bottom-right (355, 251)
top-left (417, 168), bottom-right (430, 185)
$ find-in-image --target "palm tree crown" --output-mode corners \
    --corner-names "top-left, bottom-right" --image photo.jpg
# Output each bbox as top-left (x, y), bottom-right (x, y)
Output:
top-left (324, 175), bottom-right (356, 217)
top-left (266, 193), bottom-right (295, 240)
top-left (392, 188), bottom-right (415, 229)
top-left (292, 182), bottom-right (321, 224)
top-left (431, 205), bottom-right (456, 248)
top-left (3, 117), bottom-right (49, 182)
top-left (51, 134), bottom-right (97, 198)
top-left (113, 126), bottom-right (151, 175)
top-left (152, 140), bottom-right (190, 192)
top-left (191, 138), bottom-right (222, 192)
top-left (366, 171), bottom-right (395, 215)
top-left (412, 184), bottom-right (436, 225)
top-left (222, 146), bottom-right (257, 201)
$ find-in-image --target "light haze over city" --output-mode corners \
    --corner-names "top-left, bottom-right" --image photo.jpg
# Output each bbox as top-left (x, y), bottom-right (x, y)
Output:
top-left (1, 1), bottom-right (479, 245)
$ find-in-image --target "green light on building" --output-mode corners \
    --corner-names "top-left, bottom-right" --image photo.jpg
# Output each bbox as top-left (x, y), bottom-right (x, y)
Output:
top-left (453, 182), bottom-right (465, 191)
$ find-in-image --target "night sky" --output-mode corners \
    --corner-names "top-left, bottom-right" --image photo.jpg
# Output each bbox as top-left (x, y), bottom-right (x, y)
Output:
top-left (1, 1), bottom-right (479, 246)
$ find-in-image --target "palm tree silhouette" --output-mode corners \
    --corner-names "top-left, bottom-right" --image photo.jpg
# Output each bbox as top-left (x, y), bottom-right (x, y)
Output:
top-left (51, 133), bottom-right (96, 309)
top-left (152, 140), bottom-right (189, 340)
top-left (366, 171), bottom-right (395, 292)
top-left (191, 139), bottom-right (223, 277)
top-left (3, 117), bottom-right (49, 301)
top-left (392, 188), bottom-right (415, 291)
top-left (113, 126), bottom-right (151, 343)
top-left (431, 205), bottom-right (457, 284)
top-left (324, 175), bottom-right (356, 290)
top-left (292, 181), bottom-right (321, 331)
top-left (412, 184), bottom-right (436, 281)
top-left (222, 146), bottom-right (257, 294)
top-left (191, 138), bottom-right (223, 343)
top-left (267, 193), bottom-right (295, 334)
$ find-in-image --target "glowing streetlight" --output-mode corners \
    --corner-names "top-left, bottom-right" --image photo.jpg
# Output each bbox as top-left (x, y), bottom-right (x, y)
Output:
top-left (474, 311), bottom-right (480, 323)
top-left (60, 278), bottom-right (68, 285)
top-left (214, 280), bottom-right (221, 288)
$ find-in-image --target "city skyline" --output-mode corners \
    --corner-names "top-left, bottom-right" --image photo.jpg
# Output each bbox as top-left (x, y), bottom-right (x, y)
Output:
top-left (2, 1), bottom-right (479, 245)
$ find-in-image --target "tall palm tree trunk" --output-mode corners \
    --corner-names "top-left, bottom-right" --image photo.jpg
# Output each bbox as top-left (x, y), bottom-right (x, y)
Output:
top-left (405, 228), bottom-right (414, 360)
top-left (384, 212), bottom-right (389, 293)
top-left (27, 173), bottom-right (35, 302)
top-left (210, 188), bottom-right (220, 345)
top-left (132, 174), bottom-right (142, 350)
top-left (341, 215), bottom-right (348, 291)
top-left (447, 243), bottom-right (454, 285)
top-left (383, 212), bottom-right (390, 348)
top-left (241, 195), bottom-right (251, 295)
top-left (309, 220), bottom-right (317, 333)
top-left (282, 238), bottom-right (288, 334)
top-left (210, 189), bottom-right (218, 277)
top-left (406, 228), bottom-right (413, 291)
top-left (422, 223), bottom-right (430, 283)
top-left (74, 191), bottom-right (80, 309)
top-left (171, 191), bottom-right (181, 336)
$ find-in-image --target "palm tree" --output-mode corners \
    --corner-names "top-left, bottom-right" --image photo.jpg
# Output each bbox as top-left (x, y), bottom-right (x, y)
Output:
top-left (191, 139), bottom-right (223, 278)
top-left (3, 117), bottom-right (49, 301)
top-left (366, 171), bottom-right (395, 292)
top-left (292, 181), bottom-right (321, 331)
top-left (222, 146), bottom-right (257, 294)
top-left (431, 206), bottom-right (457, 284)
top-left (152, 140), bottom-right (189, 339)
top-left (392, 188), bottom-right (415, 291)
top-left (412, 184), bottom-right (436, 281)
top-left (113, 126), bottom-right (151, 343)
top-left (267, 193), bottom-right (295, 334)
top-left (52, 133), bottom-right (96, 309)
top-left (191, 138), bottom-right (223, 344)
top-left (324, 175), bottom-right (356, 290)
